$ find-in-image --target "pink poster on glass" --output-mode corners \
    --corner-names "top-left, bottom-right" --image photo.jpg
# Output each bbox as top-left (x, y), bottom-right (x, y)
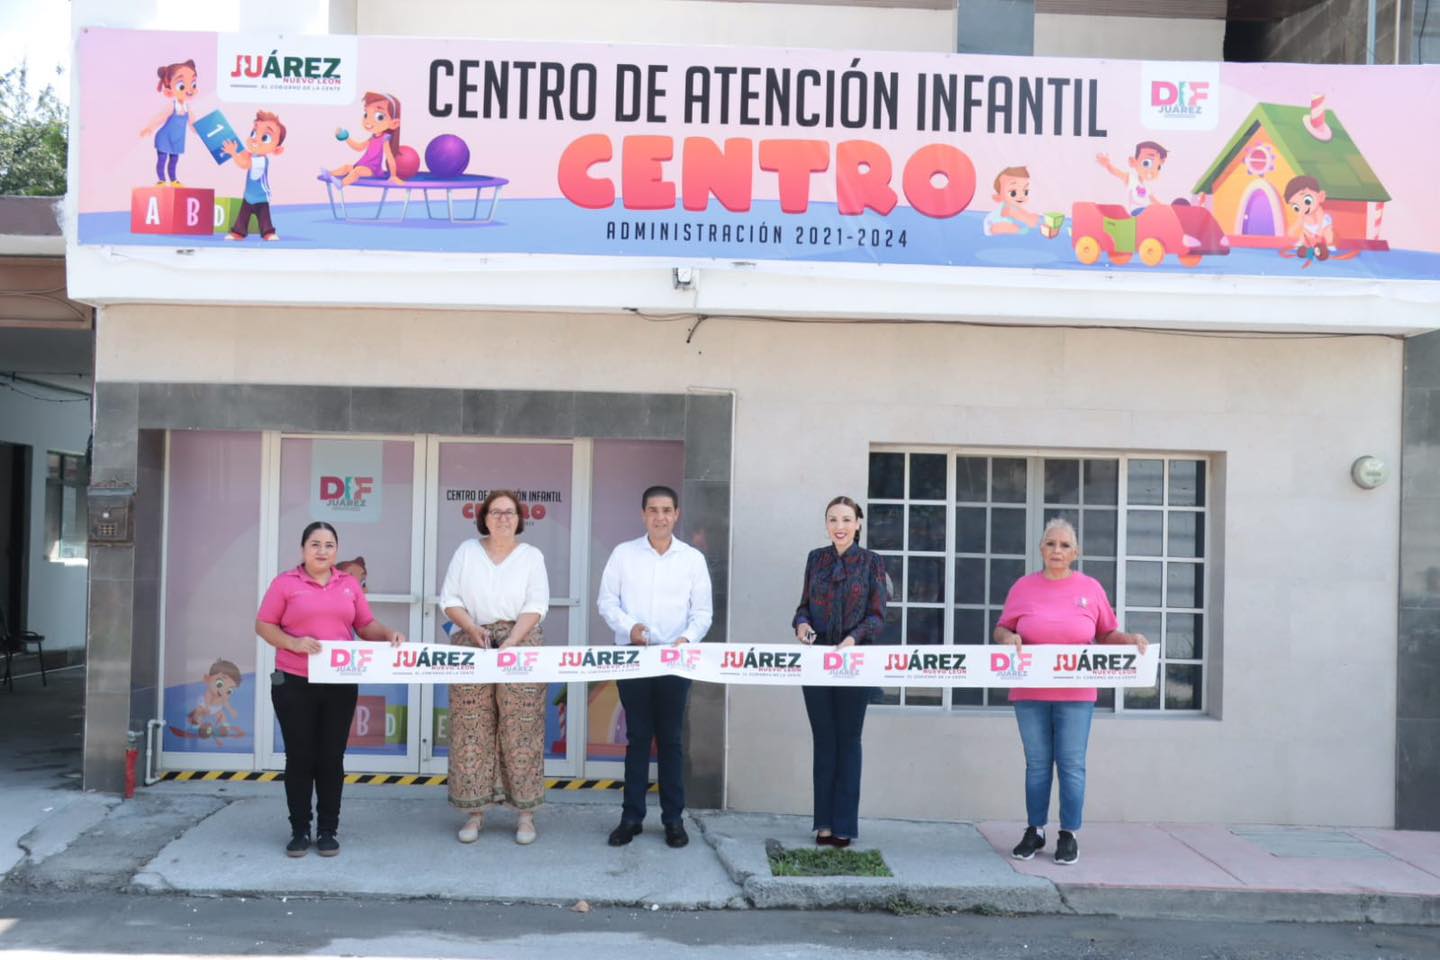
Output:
top-left (161, 431), bottom-right (263, 755)
top-left (276, 437), bottom-right (416, 756)
top-left (586, 440), bottom-right (684, 762)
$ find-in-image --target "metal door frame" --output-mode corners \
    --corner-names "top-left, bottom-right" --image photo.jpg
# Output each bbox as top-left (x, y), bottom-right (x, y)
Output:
top-left (256, 433), bottom-right (427, 773)
top-left (417, 436), bottom-right (591, 778)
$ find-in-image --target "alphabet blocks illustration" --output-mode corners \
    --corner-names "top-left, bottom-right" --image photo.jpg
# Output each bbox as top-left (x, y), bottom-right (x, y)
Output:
top-left (211, 196), bottom-right (258, 235)
top-left (130, 186), bottom-right (216, 235)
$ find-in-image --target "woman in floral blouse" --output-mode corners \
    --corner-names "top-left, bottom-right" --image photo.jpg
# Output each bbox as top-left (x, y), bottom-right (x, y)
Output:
top-left (791, 495), bottom-right (890, 847)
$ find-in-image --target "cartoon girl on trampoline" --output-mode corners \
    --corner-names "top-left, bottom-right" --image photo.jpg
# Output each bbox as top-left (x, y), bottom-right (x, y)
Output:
top-left (323, 91), bottom-right (406, 187)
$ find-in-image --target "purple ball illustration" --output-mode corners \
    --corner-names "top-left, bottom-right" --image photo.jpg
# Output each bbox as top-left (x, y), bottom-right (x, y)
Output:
top-left (424, 134), bottom-right (471, 178)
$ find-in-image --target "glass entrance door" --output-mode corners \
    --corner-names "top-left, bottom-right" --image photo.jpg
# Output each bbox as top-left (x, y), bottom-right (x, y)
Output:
top-left (258, 435), bottom-right (426, 773)
top-left (420, 439), bottom-right (589, 777)
top-left (249, 433), bottom-right (683, 778)
top-left (581, 439), bottom-right (685, 780)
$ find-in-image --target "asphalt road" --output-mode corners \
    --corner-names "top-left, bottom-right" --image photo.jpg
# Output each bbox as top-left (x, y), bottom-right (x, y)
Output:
top-left (0, 893), bottom-right (1436, 960)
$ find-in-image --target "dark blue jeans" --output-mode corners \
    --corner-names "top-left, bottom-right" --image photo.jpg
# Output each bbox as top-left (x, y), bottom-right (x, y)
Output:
top-left (802, 684), bottom-right (870, 839)
top-left (1013, 701), bottom-right (1095, 832)
top-left (616, 675), bottom-right (691, 826)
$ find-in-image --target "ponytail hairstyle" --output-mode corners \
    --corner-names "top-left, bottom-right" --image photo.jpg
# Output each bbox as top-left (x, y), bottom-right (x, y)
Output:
top-left (300, 520), bottom-right (339, 547)
top-left (155, 59), bottom-right (197, 94)
top-left (825, 495), bottom-right (865, 544)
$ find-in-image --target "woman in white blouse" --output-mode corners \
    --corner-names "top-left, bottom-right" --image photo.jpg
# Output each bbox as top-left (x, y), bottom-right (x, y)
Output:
top-left (440, 489), bottom-right (550, 845)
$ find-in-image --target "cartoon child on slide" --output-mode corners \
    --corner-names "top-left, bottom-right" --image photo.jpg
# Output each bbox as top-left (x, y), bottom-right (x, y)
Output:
top-left (172, 658), bottom-right (246, 747)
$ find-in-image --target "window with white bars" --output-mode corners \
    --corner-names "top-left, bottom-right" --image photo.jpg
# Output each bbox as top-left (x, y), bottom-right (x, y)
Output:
top-left (866, 449), bottom-right (1209, 712)
top-left (45, 450), bottom-right (89, 565)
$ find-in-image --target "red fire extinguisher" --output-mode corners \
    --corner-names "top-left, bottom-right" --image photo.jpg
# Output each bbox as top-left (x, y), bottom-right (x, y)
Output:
top-left (124, 731), bottom-right (140, 799)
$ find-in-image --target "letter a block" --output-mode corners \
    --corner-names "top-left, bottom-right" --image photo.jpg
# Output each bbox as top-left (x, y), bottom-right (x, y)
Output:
top-left (130, 186), bottom-right (216, 236)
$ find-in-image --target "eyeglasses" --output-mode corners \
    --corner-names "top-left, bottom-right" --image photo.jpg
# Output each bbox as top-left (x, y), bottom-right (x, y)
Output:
top-left (488, 509), bottom-right (519, 519)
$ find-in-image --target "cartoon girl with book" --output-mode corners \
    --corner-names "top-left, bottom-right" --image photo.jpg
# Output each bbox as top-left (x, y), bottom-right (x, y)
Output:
top-left (139, 59), bottom-right (200, 186)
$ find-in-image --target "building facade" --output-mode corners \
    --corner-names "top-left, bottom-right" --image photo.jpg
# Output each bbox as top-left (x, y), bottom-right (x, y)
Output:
top-left (67, 0), bottom-right (1440, 830)
top-left (1, 203), bottom-right (92, 666)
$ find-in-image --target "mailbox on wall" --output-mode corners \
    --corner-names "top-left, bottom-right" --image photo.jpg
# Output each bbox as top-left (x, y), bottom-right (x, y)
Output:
top-left (88, 485), bottom-right (135, 545)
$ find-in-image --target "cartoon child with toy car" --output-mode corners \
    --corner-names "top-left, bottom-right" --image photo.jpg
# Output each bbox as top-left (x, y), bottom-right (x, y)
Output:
top-left (1096, 141), bottom-right (1168, 215)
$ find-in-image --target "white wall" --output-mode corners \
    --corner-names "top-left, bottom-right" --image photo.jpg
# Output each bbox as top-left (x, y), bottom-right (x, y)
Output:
top-left (95, 304), bottom-right (1403, 826)
top-left (358, 0), bottom-right (957, 52)
top-left (1034, 14), bottom-right (1226, 61)
top-left (0, 384), bottom-right (92, 651)
top-left (71, 0), bottom-right (955, 52)
top-left (70, 0), bottom-right (332, 33)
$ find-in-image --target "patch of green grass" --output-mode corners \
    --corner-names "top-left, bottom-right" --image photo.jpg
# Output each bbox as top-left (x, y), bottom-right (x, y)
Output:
top-left (883, 895), bottom-right (940, 916)
top-left (767, 845), bottom-right (892, 877)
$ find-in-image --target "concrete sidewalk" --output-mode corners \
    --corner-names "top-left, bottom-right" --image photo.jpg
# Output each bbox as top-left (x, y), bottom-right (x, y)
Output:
top-left (3, 673), bottom-right (1438, 923)
top-left (3, 775), bottom-right (1439, 924)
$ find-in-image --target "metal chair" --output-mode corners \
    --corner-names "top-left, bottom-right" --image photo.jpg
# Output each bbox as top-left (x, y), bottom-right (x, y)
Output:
top-left (1, 604), bottom-right (46, 691)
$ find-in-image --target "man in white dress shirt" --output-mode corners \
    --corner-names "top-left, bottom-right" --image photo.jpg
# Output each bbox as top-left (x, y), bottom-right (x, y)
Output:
top-left (597, 484), bottom-right (713, 848)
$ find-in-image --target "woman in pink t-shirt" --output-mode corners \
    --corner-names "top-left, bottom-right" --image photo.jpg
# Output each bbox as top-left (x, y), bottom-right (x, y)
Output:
top-left (994, 517), bottom-right (1147, 866)
top-left (255, 521), bottom-right (405, 859)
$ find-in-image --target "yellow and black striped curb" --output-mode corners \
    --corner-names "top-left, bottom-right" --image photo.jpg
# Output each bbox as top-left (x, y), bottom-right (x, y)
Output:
top-left (157, 770), bottom-right (656, 791)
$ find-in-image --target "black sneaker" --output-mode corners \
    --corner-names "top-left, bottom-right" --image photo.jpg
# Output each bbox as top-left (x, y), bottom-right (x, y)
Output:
top-left (285, 830), bottom-right (310, 858)
top-left (664, 822), bottom-right (689, 848)
top-left (1054, 830), bottom-right (1078, 865)
top-left (1011, 826), bottom-right (1045, 860)
top-left (607, 821), bottom-right (643, 846)
top-left (316, 830), bottom-right (340, 857)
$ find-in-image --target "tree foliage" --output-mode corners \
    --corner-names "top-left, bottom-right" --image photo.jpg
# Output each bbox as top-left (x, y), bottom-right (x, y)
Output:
top-left (0, 65), bottom-right (68, 196)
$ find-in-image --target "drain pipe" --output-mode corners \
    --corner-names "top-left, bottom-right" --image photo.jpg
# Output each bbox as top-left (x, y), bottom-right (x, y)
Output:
top-left (1396, 0), bottom-right (1404, 62)
top-left (145, 718), bottom-right (165, 785)
top-left (1367, 0), bottom-right (1378, 63)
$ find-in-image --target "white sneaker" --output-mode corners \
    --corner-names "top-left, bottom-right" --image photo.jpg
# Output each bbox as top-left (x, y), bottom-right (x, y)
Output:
top-left (515, 816), bottom-right (537, 845)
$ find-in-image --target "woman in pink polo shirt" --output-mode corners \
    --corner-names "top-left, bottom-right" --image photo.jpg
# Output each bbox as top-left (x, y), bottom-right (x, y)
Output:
top-left (255, 521), bottom-right (405, 859)
top-left (994, 517), bottom-right (1147, 866)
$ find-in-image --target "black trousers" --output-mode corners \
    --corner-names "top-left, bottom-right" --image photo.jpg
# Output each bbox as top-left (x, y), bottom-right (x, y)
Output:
top-left (231, 200), bottom-right (276, 238)
top-left (271, 673), bottom-right (357, 833)
top-left (616, 675), bottom-right (691, 826)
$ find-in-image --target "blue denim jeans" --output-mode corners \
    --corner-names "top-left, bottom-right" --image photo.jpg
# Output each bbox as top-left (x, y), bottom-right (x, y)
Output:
top-left (802, 684), bottom-right (869, 839)
top-left (1013, 700), bottom-right (1094, 832)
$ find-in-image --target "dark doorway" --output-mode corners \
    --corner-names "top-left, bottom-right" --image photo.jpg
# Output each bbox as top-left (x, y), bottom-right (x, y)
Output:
top-left (0, 442), bottom-right (32, 631)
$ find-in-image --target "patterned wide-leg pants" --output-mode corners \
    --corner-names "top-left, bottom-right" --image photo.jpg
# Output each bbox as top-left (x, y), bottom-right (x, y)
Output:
top-left (447, 621), bottom-right (547, 810)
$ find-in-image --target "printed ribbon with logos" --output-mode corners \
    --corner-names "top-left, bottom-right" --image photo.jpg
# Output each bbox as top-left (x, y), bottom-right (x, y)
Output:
top-left (311, 642), bottom-right (1157, 688)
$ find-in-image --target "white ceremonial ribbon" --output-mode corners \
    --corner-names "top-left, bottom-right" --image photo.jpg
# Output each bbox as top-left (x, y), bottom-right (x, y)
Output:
top-left (309, 642), bottom-right (1158, 688)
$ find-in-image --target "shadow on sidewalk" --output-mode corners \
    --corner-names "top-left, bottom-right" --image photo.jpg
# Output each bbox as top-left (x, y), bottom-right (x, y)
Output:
top-left (0, 663), bottom-right (84, 790)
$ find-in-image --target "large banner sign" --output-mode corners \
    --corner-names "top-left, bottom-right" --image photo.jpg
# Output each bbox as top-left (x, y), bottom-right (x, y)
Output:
top-left (310, 642), bottom-right (1158, 688)
top-left (74, 29), bottom-right (1440, 281)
